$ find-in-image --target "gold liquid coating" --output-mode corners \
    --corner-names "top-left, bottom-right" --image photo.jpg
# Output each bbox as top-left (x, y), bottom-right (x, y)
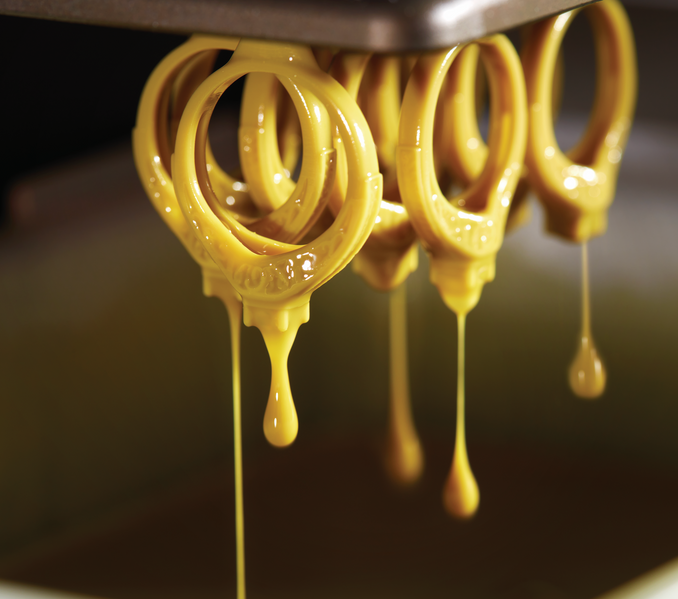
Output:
top-left (134, 4), bottom-right (638, 587)
top-left (385, 284), bottom-right (424, 485)
top-left (443, 313), bottom-right (480, 519)
top-left (569, 243), bottom-right (607, 399)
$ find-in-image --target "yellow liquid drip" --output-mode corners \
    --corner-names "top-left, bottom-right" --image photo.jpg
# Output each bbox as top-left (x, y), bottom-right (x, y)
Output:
top-left (262, 327), bottom-right (300, 448)
top-left (443, 313), bottom-right (479, 519)
top-left (225, 301), bottom-right (246, 599)
top-left (202, 275), bottom-right (247, 598)
top-left (209, 284), bottom-right (247, 599)
top-left (568, 243), bottom-right (606, 399)
top-left (385, 284), bottom-right (424, 485)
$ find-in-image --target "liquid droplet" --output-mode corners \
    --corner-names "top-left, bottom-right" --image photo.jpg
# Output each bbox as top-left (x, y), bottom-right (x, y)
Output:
top-left (569, 243), bottom-right (606, 400)
top-left (263, 359), bottom-right (298, 448)
top-left (443, 313), bottom-right (479, 519)
top-left (250, 306), bottom-right (308, 449)
top-left (569, 335), bottom-right (606, 399)
top-left (443, 445), bottom-right (479, 519)
top-left (386, 425), bottom-right (423, 485)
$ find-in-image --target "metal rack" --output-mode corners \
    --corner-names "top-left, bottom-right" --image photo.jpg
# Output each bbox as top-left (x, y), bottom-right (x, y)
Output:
top-left (1, 0), bottom-right (594, 50)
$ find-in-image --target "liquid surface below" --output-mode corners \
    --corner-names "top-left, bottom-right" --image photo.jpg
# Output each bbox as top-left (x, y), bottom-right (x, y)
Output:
top-left (4, 437), bottom-right (678, 599)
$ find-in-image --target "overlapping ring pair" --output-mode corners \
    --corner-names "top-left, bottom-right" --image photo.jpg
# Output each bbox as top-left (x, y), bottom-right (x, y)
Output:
top-left (133, 0), bottom-right (636, 445)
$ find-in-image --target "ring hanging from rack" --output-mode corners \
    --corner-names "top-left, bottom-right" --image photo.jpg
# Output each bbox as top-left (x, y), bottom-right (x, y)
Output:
top-left (521, 0), bottom-right (637, 242)
top-left (172, 38), bottom-right (382, 447)
top-left (328, 52), bottom-right (419, 292)
top-left (398, 34), bottom-right (527, 314)
top-left (134, 35), bottom-right (337, 257)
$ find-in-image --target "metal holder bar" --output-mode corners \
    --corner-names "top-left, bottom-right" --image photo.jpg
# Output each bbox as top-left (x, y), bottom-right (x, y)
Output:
top-left (1, 0), bottom-right (595, 52)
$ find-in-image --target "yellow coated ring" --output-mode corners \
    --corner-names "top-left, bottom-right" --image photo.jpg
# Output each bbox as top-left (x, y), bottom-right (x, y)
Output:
top-left (398, 35), bottom-right (527, 260)
top-left (133, 35), bottom-right (242, 268)
top-left (397, 35), bottom-right (527, 314)
top-left (522, 0), bottom-right (637, 241)
top-left (173, 38), bottom-right (382, 311)
top-left (134, 35), bottom-right (335, 255)
top-left (174, 57), bottom-right (335, 243)
top-left (238, 74), bottom-right (298, 212)
top-left (169, 51), bottom-right (306, 218)
top-left (166, 49), bottom-right (255, 218)
top-left (439, 44), bottom-right (487, 187)
top-left (438, 37), bottom-right (566, 233)
top-left (329, 51), bottom-right (419, 291)
top-left (275, 87), bottom-right (303, 174)
top-left (359, 56), bottom-right (402, 193)
top-left (203, 74), bottom-right (336, 244)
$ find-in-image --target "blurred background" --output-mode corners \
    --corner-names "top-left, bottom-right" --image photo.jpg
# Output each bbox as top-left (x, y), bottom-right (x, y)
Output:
top-left (0, 1), bottom-right (678, 598)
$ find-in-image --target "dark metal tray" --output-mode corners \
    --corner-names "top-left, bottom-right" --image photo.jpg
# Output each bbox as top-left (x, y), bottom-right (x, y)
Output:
top-left (1, 0), bottom-right (595, 51)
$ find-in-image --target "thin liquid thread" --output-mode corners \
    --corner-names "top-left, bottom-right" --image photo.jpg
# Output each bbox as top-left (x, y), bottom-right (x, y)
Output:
top-left (387, 283), bottom-right (423, 484)
top-left (227, 303), bottom-right (246, 599)
top-left (582, 242), bottom-right (590, 337)
top-left (456, 313), bottom-right (466, 466)
top-left (568, 242), bottom-right (606, 399)
top-left (444, 312), bottom-right (479, 519)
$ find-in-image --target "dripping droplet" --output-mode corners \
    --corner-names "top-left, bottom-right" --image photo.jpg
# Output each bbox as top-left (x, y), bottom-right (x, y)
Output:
top-left (386, 426), bottom-right (423, 485)
top-left (569, 335), bottom-right (606, 399)
top-left (569, 243), bottom-right (606, 400)
top-left (443, 447), bottom-right (479, 519)
top-left (442, 312), bottom-right (479, 519)
top-left (263, 373), bottom-right (298, 448)
top-left (250, 306), bottom-right (308, 448)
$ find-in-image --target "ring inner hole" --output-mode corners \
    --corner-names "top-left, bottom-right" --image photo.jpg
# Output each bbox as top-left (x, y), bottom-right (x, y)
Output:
top-left (554, 14), bottom-right (597, 154)
top-left (207, 62), bottom-right (245, 178)
top-left (435, 52), bottom-right (489, 201)
top-left (206, 73), bottom-right (303, 214)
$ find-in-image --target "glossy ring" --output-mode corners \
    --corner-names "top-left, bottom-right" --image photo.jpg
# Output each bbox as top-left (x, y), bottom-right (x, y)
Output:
top-left (173, 37), bottom-right (382, 325)
top-left (238, 73), bottom-right (299, 212)
top-left (168, 50), bottom-right (310, 222)
top-left (134, 35), bottom-right (336, 261)
top-left (205, 71), bottom-right (336, 244)
top-left (166, 49), bottom-right (254, 220)
top-left (521, 0), bottom-right (637, 241)
top-left (438, 45), bottom-right (524, 232)
top-left (397, 35), bottom-right (527, 314)
top-left (329, 52), bottom-right (418, 291)
top-left (134, 35), bottom-right (242, 276)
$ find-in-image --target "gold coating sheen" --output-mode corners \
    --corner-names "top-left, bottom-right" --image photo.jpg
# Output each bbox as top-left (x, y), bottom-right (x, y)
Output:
top-left (522, 0), bottom-right (636, 399)
top-left (171, 38), bottom-right (383, 448)
top-left (398, 35), bottom-right (528, 317)
top-left (522, 0), bottom-right (637, 243)
top-left (398, 34), bottom-right (528, 518)
top-left (132, 1), bottom-right (637, 594)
